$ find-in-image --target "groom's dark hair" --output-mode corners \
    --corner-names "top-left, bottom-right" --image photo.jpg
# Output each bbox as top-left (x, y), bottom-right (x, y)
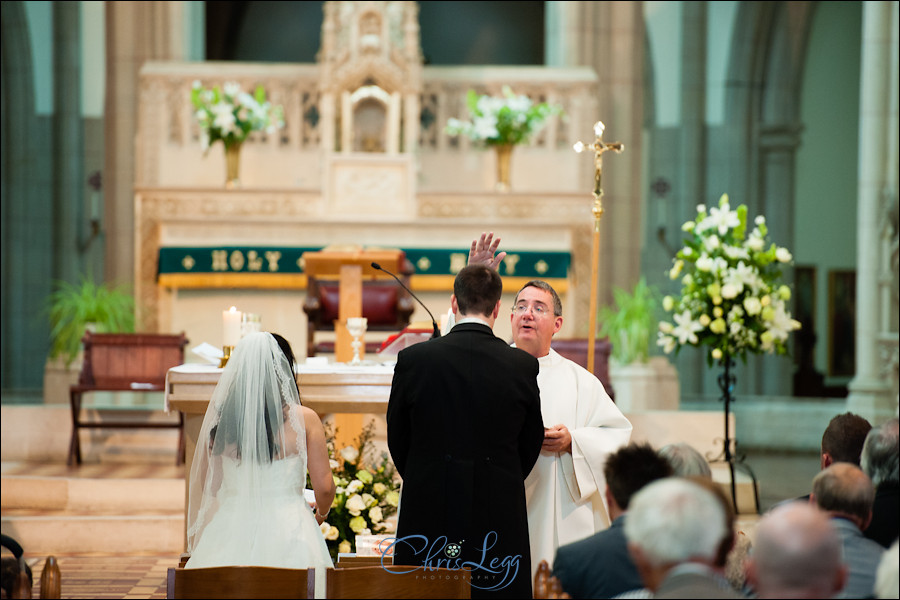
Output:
top-left (454, 264), bottom-right (502, 317)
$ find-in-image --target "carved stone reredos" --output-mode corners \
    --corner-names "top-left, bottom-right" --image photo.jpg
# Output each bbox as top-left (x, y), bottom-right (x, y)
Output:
top-left (318, 1), bottom-right (423, 95)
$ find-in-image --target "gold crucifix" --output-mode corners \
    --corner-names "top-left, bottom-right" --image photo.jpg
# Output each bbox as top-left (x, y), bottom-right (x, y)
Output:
top-left (574, 121), bottom-right (624, 374)
top-left (574, 121), bottom-right (625, 230)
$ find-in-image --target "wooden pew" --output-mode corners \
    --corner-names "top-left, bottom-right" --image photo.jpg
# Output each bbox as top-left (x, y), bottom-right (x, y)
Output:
top-left (166, 566), bottom-right (315, 599)
top-left (325, 565), bottom-right (470, 599)
top-left (68, 331), bottom-right (188, 465)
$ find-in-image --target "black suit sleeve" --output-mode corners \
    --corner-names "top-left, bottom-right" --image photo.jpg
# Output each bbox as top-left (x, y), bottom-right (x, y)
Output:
top-left (518, 355), bottom-right (545, 478)
top-left (386, 350), bottom-right (411, 477)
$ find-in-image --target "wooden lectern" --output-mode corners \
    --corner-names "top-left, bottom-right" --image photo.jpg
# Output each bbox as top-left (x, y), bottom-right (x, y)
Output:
top-left (302, 248), bottom-right (406, 451)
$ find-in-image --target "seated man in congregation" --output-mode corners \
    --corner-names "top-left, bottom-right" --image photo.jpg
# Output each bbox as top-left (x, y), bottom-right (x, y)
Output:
top-left (812, 462), bottom-right (885, 598)
top-left (551, 442), bottom-right (672, 598)
top-left (860, 417), bottom-right (899, 548)
top-left (624, 477), bottom-right (746, 599)
top-left (744, 501), bottom-right (847, 598)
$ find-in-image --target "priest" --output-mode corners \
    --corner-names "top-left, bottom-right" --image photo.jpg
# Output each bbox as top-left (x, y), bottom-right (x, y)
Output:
top-left (469, 233), bottom-right (633, 576)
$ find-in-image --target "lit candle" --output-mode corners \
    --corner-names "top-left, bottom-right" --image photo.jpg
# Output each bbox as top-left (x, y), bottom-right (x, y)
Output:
top-left (223, 306), bottom-right (242, 347)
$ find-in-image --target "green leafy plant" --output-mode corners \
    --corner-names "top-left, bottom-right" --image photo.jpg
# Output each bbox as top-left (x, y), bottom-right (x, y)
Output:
top-left (46, 276), bottom-right (136, 366)
top-left (599, 277), bottom-right (660, 365)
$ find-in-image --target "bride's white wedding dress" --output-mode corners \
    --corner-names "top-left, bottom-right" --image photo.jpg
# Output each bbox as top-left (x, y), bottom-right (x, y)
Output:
top-left (185, 454), bottom-right (333, 570)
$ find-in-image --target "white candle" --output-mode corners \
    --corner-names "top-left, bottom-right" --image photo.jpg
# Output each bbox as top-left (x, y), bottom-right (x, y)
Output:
top-left (223, 306), bottom-right (242, 347)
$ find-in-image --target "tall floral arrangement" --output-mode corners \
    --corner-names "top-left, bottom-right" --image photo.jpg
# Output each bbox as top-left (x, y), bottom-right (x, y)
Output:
top-left (657, 193), bottom-right (801, 365)
top-left (315, 420), bottom-right (401, 562)
top-left (190, 80), bottom-right (284, 153)
top-left (445, 86), bottom-right (562, 146)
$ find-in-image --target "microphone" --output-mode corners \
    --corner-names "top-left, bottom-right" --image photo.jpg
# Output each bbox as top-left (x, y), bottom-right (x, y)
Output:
top-left (371, 261), bottom-right (441, 338)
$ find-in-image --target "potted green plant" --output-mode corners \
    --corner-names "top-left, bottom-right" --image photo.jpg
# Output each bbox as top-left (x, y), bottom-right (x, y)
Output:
top-left (46, 276), bottom-right (136, 367)
top-left (598, 277), bottom-right (680, 411)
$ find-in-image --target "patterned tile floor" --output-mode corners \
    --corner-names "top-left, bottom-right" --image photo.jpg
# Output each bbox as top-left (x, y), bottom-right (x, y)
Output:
top-left (21, 554), bottom-right (176, 599)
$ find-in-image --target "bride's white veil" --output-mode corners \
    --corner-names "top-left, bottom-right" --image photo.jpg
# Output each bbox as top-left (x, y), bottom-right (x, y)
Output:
top-left (186, 331), bottom-right (307, 553)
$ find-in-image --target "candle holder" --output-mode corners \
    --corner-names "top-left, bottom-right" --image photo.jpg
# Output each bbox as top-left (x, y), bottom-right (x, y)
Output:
top-left (220, 345), bottom-right (234, 368)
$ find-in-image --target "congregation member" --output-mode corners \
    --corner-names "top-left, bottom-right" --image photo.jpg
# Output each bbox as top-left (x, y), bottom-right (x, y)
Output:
top-left (875, 540), bottom-right (899, 599)
top-left (551, 442), bottom-right (673, 599)
top-left (860, 417), bottom-right (899, 548)
top-left (468, 233), bottom-right (633, 575)
top-left (386, 263), bottom-right (544, 598)
top-left (812, 462), bottom-right (885, 598)
top-left (658, 442), bottom-right (712, 479)
top-left (184, 332), bottom-right (335, 594)
top-left (744, 501), bottom-right (847, 599)
top-left (623, 477), bottom-right (745, 599)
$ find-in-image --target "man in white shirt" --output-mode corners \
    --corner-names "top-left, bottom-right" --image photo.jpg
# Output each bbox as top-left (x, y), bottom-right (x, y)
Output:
top-left (469, 233), bottom-right (633, 575)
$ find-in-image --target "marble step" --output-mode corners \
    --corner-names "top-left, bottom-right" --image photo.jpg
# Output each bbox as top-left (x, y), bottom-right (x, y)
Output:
top-left (1, 474), bottom-right (185, 554)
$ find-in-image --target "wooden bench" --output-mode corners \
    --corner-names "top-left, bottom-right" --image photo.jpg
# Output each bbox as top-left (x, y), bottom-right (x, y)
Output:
top-left (68, 331), bottom-right (188, 466)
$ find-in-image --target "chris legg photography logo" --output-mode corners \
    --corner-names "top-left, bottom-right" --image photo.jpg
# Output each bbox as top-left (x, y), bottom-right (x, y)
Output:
top-left (382, 531), bottom-right (522, 591)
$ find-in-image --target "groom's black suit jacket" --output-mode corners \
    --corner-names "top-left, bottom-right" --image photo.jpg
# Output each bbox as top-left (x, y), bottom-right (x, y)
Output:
top-left (386, 322), bottom-right (544, 598)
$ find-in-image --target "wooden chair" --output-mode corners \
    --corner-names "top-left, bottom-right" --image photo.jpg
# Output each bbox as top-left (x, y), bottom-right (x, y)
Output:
top-left (325, 565), bottom-right (470, 599)
top-left (302, 266), bottom-right (415, 357)
top-left (166, 566), bottom-right (314, 599)
top-left (533, 560), bottom-right (571, 599)
top-left (68, 331), bottom-right (188, 465)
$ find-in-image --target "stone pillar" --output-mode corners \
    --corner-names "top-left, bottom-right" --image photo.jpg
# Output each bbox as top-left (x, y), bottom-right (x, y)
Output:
top-left (53, 2), bottom-right (84, 283)
top-left (848, 1), bottom-right (900, 421)
top-left (104, 1), bottom-right (186, 288)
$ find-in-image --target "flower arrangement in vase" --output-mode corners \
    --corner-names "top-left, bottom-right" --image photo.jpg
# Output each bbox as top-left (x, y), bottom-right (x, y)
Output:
top-left (657, 193), bottom-right (801, 366)
top-left (445, 86), bottom-right (562, 190)
top-left (190, 80), bottom-right (285, 187)
top-left (314, 420), bottom-right (401, 562)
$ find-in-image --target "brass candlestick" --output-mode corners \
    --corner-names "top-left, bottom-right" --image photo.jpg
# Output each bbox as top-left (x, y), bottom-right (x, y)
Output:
top-left (219, 345), bottom-right (234, 368)
top-left (574, 121), bottom-right (624, 375)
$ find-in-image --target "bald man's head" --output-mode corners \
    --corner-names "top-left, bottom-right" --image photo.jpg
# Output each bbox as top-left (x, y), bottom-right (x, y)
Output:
top-left (746, 501), bottom-right (846, 598)
top-left (812, 462), bottom-right (876, 530)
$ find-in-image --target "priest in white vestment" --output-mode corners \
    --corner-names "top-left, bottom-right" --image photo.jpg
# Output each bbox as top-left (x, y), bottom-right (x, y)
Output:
top-left (469, 233), bottom-right (633, 575)
top-left (511, 281), bottom-right (633, 576)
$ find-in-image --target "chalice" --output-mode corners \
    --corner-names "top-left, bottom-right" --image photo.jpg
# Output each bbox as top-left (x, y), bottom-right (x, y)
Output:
top-left (346, 317), bottom-right (368, 365)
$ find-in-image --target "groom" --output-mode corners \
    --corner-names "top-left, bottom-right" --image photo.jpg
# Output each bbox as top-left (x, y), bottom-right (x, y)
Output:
top-left (386, 263), bottom-right (545, 598)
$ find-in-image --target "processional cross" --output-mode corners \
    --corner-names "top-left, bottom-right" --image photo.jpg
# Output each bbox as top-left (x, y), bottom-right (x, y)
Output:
top-left (574, 121), bottom-right (624, 374)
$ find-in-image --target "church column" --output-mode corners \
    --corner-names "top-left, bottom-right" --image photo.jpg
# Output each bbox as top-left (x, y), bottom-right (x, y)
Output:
top-left (52, 2), bottom-right (84, 284)
top-left (104, 1), bottom-right (186, 288)
top-left (848, 1), bottom-right (899, 421)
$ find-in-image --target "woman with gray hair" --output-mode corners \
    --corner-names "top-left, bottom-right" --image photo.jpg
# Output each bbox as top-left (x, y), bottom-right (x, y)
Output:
top-left (658, 442), bottom-right (712, 479)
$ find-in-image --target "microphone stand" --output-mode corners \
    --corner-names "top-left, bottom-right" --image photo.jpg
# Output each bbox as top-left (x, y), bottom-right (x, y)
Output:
top-left (370, 261), bottom-right (441, 338)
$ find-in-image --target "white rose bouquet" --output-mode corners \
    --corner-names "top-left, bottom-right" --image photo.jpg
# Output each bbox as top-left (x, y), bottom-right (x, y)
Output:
top-left (313, 419), bottom-right (401, 562)
top-left (657, 193), bottom-right (801, 365)
top-left (445, 86), bottom-right (562, 147)
top-left (190, 80), bottom-right (284, 153)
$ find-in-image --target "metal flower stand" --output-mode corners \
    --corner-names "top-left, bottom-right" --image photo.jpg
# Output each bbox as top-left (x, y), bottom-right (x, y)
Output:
top-left (708, 355), bottom-right (761, 515)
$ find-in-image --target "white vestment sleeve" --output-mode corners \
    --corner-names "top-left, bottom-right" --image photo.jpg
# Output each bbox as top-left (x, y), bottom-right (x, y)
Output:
top-left (561, 367), bottom-right (633, 504)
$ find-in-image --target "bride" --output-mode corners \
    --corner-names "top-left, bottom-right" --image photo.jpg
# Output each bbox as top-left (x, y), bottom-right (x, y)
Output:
top-left (185, 331), bottom-right (335, 574)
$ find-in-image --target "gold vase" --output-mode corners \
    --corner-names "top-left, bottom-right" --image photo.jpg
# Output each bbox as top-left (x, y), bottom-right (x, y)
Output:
top-left (494, 144), bottom-right (513, 192)
top-left (225, 143), bottom-right (242, 189)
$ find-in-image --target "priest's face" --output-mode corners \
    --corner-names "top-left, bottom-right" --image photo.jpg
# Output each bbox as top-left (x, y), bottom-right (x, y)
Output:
top-left (510, 286), bottom-right (562, 359)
